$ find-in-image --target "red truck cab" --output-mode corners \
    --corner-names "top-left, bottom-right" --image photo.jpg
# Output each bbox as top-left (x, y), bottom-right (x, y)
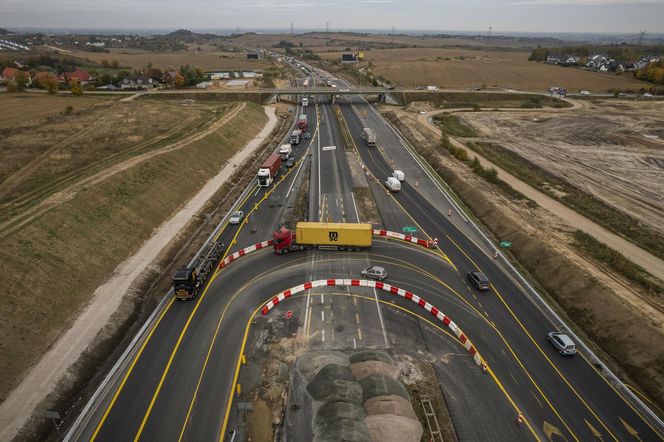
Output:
top-left (273, 226), bottom-right (296, 254)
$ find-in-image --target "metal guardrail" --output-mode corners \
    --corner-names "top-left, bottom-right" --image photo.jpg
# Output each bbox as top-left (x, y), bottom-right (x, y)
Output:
top-left (64, 106), bottom-right (300, 441)
top-left (367, 103), bottom-right (664, 435)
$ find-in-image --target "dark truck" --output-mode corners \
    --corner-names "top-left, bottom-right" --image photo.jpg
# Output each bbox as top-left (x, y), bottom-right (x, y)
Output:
top-left (172, 240), bottom-right (225, 300)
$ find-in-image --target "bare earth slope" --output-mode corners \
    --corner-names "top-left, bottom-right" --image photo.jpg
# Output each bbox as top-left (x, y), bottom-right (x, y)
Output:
top-left (0, 101), bottom-right (274, 441)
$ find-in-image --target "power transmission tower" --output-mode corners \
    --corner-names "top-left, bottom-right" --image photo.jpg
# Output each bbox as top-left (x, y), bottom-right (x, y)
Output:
top-left (638, 30), bottom-right (647, 45)
top-left (291, 22), bottom-right (294, 36)
top-left (488, 26), bottom-right (493, 43)
top-left (235, 26), bottom-right (240, 36)
top-left (391, 26), bottom-right (395, 48)
top-left (326, 22), bottom-right (329, 46)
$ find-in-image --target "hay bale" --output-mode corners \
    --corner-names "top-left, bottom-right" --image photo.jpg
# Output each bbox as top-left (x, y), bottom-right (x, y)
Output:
top-left (307, 378), bottom-right (363, 403)
top-left (314, 418), bottom-right (371, 442)
top-left (364, 395), bottom-right (416, 419)
top-left (349, 350), bottom-right (394, 365)
top-left (364, 414), bottom-right (423, 442)
top-left (359, 374), bottom-right (410, 403)
top-left (298, 351), bottom-right (350, 383)
top-left (350, 360), bottom-right (399, 381)
top-left (315, 400), bottom-right (366, 427)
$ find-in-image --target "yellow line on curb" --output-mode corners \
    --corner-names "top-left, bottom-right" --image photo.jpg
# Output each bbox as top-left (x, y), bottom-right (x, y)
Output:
top-left (221, 290), bottom-right (541, 442)
top-left (90, 297), bottom-right (176, 441)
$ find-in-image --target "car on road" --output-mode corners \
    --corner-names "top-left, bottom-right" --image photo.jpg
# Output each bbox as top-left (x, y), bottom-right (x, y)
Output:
top-left (580, 90), bottom-right (592, 96)
top-left (642, 92), bottom-right (653, 97)
top-left (361, 265), bottom-right (387, 281)
top-left (304, 132), bottom-right (311, 139)
top-left (467, 271), bottom-right (490, 290)
top-left (286, 157), bottom-right (295, 168)
top-left (229, 211), bottom-right (244, 225)
top-left (546, 332), bottom-right (577, 355)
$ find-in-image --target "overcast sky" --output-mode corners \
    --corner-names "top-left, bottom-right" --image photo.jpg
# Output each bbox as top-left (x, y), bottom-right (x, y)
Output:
top-left (1, 0), bottom-right (663, 34)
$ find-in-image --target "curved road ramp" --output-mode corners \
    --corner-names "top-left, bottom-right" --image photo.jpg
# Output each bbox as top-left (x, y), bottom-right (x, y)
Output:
top-left (296, 350), bottom-right (422, 442)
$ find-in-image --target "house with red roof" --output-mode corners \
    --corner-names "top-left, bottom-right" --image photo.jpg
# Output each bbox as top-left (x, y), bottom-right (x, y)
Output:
top-left (1, 67), bottom-right (32, 86)
top-left (57, 69), bottom-right (94, 85)
top-left (1, 67), bottom-right (18, 84)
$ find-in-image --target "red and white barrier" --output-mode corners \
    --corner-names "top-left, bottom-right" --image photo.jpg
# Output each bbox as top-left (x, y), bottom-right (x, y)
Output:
top-left (219, 239), bottom-right (274, 269)
top-left (261, 278), bottom-right (483, 365)
top-left (372, 229), bottom-right (431, 248)
top-left (219, 228), bottom-right (433, 271)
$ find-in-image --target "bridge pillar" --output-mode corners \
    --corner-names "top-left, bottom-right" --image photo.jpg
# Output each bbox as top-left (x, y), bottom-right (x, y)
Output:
top-left (383, 93), bottom-right (401, 105)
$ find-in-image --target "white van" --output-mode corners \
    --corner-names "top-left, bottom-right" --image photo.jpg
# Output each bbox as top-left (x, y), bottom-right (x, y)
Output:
top-left (385, 177), bottom-right (401, 192)
top-left (392, 170), bottom-right (404, 181)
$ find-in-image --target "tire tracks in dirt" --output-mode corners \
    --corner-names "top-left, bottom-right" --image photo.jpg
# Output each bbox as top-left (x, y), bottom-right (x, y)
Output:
top-left (414, 105), bottom-right (664, 279)
top-left (0, 102), bottom-right (246, 240)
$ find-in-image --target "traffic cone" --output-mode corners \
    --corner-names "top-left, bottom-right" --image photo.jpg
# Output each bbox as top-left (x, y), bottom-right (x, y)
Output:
top-left (516, 412), bottom-right (524, 427)
top-left (494, 251), bottom-right (498, 259)
top-left (481, 362), bottom-right (488, 374)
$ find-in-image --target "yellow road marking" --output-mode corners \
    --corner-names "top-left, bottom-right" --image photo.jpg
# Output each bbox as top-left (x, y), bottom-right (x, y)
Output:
top-left (129, 141), bottom-right (307, 439)
top-left (620, 417), bottom-right (643, 441)
top-left (543, 421), bottom-right (568, 441)
top-left (491, 284), bottom-right (618, 442)
top-left (384, 190), bottom-right (457, 270)
top-left (448, 231), bottom-right (625, 439)
top-left (223, 290), bottom-right (541, 442)
top-left (90, 297), bottom-right (176, 441)
top-left (335, 101), bottom-right (457, 270)
top-left (584, 419), bottom-right (603, 439)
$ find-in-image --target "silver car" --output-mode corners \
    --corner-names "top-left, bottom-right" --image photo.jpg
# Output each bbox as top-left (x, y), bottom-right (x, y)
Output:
top-left (229, 210), bottom-right (244, 225)
top-left (361, 265), bottom-right (387, 281)
top-left (547, 332), bottom-right (577, 355)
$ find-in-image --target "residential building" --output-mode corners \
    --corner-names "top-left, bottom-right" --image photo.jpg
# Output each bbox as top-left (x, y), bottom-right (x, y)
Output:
top-left (546, 54), bottom-right (561, 64)
top-left (1, 67), bottom-right (31, 85)
top-left (57, 69), bottom-right (94, 85)
top-left (119, 75), bottom-right (155, 90)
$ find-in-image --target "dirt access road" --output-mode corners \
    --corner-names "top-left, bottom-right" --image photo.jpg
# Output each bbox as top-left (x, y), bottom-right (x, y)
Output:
top-left (457, 100), bottom-right (664, 232)
top-left (415, 105), bottom-right (664, 278)
top-left (0, 103), bottom-right (247, 239)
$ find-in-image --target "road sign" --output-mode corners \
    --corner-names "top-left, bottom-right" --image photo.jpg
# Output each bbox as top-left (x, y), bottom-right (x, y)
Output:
top-left (285, 310), bottom-right (293, 320)
top-left (403, 226), bottom-right (417, 233)
top-left (499, 241), bottom-right (512, 248)
top-left (322, 145), bottom-right (336, 151)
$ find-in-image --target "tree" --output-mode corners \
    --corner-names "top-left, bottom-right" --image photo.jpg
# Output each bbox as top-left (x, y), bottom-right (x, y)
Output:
top-left (528, 46), bottom-right (549, 62)
top-left (36, 72), bottom-right (58, 94)
top-left (70, 79), bottom-right (83, 95)
top-left (101, 59), bottom-right (110, 67)
top-left (10, 72), bottom-right (28, 91)
top-left (174, 73), bottom-right (186, 88)
top-left (111, 60), bottom-right (119, 68)
top-left (179, 64), bottom-right (205, 86)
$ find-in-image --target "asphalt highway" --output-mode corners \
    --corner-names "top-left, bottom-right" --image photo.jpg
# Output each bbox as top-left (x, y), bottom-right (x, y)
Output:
top-left (67, 66), bottom-right (664, 442)
top-left (334, 93), bottom-right (663, 441)
top-left (70, 100), bottom-right (318, 441)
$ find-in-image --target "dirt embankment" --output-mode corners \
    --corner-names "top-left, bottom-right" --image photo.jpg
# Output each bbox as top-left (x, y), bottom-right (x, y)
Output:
top-left (0, 101), bottom-right (273, 441)
top-left (384, 110), bottom-right (664, 412)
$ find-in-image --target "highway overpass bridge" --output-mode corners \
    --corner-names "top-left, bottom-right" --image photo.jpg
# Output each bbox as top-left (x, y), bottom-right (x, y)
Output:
top-left (141, 87), bottom-right (450, 105)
